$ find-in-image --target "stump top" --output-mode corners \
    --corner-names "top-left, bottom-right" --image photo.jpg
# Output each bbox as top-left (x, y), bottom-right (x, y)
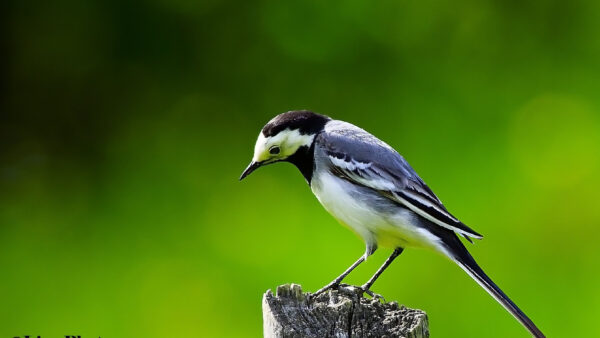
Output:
top-left (263, 284), bottom-right (429, 338)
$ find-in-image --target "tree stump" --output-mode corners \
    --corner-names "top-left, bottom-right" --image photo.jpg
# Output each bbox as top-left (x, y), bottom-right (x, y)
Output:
top-left (263, 284), bottom-right (429, 338)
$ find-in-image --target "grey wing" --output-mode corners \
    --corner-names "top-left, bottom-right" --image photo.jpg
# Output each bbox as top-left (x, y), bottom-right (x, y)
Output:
top-left (316, 123), bottom-right (483, 239)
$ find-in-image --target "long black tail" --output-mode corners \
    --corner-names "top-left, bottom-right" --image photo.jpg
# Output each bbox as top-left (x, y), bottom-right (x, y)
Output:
top-left (445, 235), bottom-right (545, 337)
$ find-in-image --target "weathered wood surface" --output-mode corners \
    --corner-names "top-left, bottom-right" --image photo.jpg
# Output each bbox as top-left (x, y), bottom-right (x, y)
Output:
top-left (263, 284), bottom-right (429, 338)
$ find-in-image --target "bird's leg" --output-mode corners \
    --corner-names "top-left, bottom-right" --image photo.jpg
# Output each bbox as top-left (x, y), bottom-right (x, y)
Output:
top-left (361, 247), bottom-right (404, 300)
top-left (313, 254), bottom-right (365, 297)
top-left (313, 244), bottom-right (376, 297)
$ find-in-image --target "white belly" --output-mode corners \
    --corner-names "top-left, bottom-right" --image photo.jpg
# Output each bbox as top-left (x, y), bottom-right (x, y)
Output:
top-left (311, 171), bottom-right (443, 250)
top-left (311, 171), bottom-right (384, 245)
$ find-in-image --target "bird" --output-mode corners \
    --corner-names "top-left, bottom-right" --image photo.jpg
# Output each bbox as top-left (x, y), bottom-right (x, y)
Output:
top-left (239, 110), bottom-right (544, 337)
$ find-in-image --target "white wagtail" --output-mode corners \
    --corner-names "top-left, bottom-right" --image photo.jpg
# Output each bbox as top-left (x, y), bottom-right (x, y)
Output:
top-left (240, 110), bottom-right (544, 337)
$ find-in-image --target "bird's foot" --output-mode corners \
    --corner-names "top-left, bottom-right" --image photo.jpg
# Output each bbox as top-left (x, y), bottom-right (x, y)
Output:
top-left (312, 280), bottom-right (343, 298)
top-left (311, 281), bottom-right (385, 302)
top-left (311, 281), bottom-right (363, 302)
top-left (360, 284), bottom-right (385, 302)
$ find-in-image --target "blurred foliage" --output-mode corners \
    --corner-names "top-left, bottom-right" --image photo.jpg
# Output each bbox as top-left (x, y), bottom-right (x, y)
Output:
top-left (1, 0), bottom-right (600, 337)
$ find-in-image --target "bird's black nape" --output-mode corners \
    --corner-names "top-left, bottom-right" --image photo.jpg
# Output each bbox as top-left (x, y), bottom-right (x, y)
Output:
top-left (262, 110), bottom-right (330, 137)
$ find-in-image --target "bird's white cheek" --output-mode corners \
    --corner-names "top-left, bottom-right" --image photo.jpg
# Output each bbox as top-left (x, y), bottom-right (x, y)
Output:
top-left (284, 131), bottom-right (315, 155)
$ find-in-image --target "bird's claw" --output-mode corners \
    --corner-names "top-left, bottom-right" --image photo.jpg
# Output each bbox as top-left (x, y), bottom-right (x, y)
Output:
top-left (312, 282), bottom-right (384, 302)
top-left (361, 285), bottom-right (385, 302)
top-left (312, 281), bottom-right (343, 299)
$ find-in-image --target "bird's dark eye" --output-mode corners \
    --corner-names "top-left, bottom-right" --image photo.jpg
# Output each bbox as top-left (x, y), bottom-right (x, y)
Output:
top-left (269, 146), bottom-right (280, 155)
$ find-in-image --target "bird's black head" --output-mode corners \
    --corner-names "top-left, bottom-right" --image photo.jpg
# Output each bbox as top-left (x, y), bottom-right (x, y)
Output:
top-left (240, 110), bottom-right (330, 182)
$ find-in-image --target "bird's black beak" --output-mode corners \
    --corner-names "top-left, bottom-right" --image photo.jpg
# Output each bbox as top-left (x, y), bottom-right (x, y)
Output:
top-left (239, 161), bottom-right (262, 181)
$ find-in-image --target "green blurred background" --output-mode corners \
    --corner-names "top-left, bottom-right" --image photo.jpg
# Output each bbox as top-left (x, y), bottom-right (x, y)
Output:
top-left (2, 0), bottom-right (600, 337)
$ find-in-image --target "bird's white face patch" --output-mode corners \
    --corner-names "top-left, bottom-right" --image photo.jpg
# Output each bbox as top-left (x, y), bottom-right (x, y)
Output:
top-left (252, 129), bottom-right (315, 163)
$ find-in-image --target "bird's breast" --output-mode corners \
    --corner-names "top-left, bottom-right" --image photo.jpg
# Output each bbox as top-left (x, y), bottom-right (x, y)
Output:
top-left (311, 171), bottom-right (383, 243)
top-left (311, 170), bottom-right (443, 250)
